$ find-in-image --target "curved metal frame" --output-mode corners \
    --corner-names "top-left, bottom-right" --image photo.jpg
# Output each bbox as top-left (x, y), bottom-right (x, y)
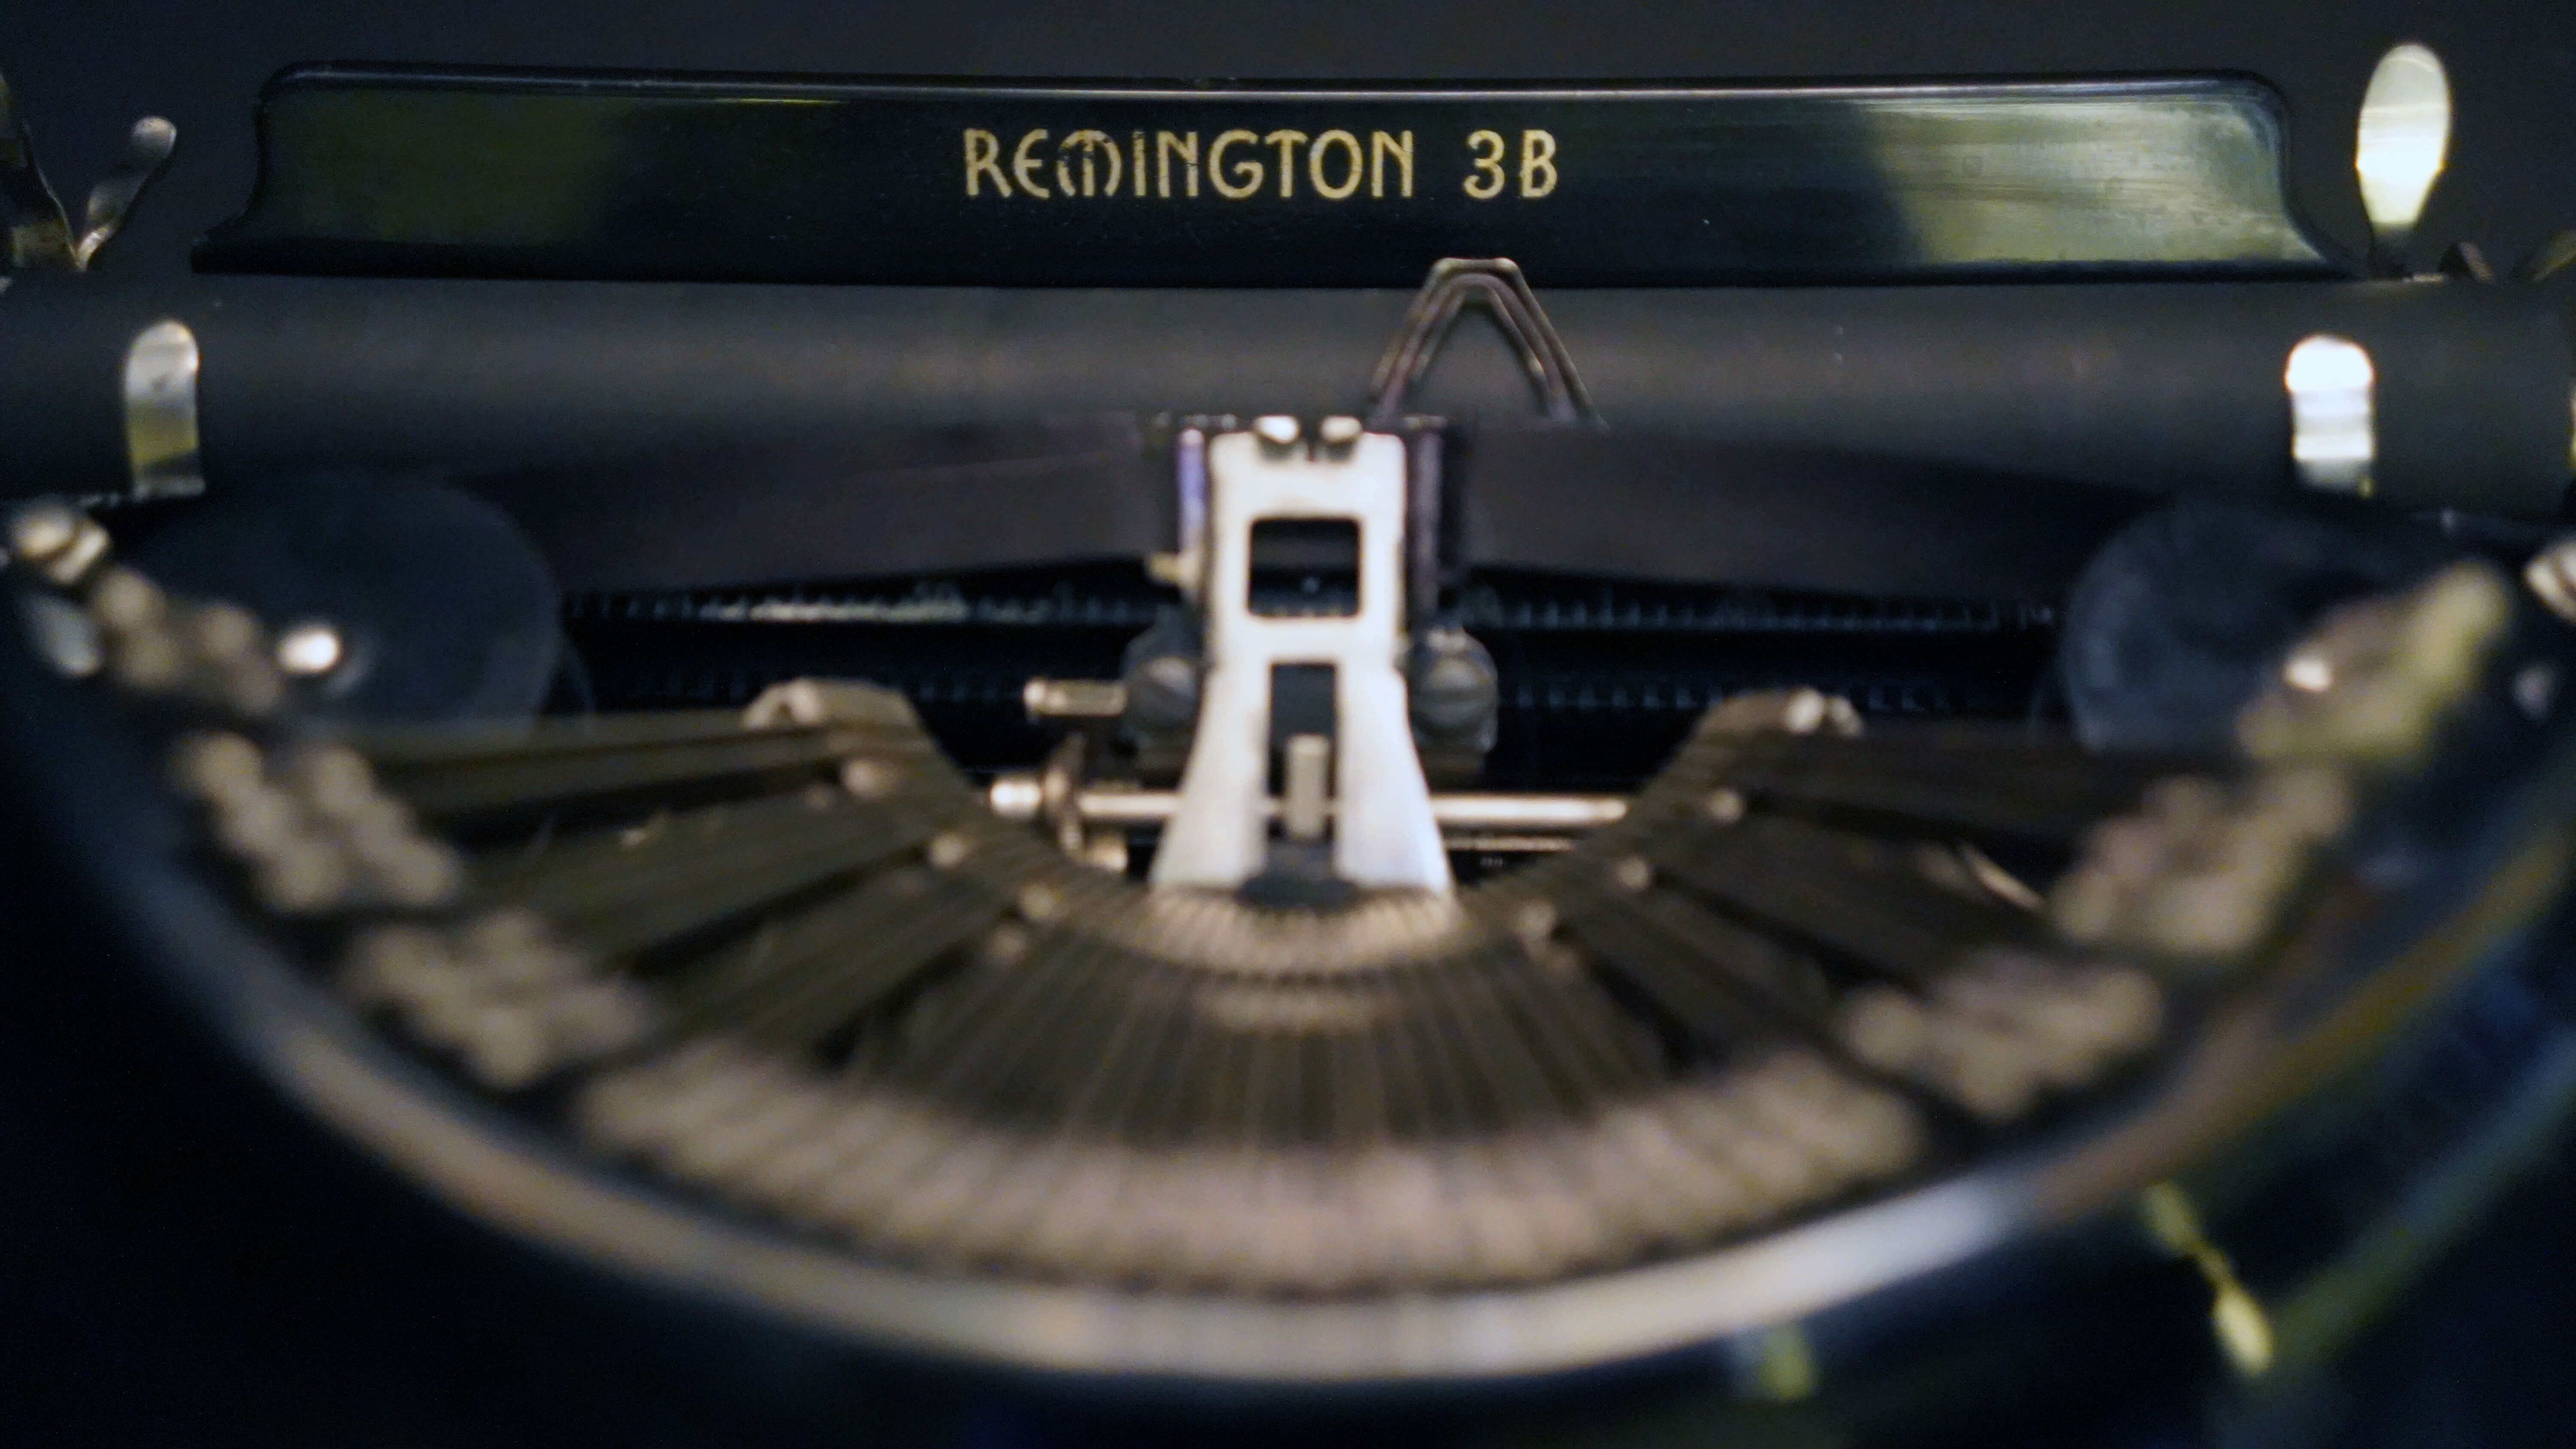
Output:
top-left (8, 612), bottom-right (2573, 1385)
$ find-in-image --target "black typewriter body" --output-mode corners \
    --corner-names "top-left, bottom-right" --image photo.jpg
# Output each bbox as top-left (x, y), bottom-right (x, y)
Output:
top-left (7, 5), bottom-right (2576, 1448)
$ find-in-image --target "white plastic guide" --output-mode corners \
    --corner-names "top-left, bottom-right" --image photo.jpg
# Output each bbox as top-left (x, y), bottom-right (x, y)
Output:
top-left (1151, 421), bottom-right (1452, 892)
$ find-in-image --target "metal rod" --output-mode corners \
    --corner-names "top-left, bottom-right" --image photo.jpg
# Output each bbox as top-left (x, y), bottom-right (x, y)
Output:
top-left (1281, 734), bottom-right (1331, 843)
top-left (989, 774), bottom-right (1628, 835)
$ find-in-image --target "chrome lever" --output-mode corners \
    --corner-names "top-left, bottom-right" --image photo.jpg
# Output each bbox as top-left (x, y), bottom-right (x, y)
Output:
top-left (1, 70), bottom-right (75, 269)
top-left (0, 68), bottom-right (173, 272)
top-left (75, 115), bottom-right (176, 268)
top-left (2355, 43), bottom-right (2451, 278)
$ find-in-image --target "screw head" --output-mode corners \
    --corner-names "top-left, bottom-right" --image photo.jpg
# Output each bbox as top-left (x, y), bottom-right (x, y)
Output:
top-left (2525, 536), bottom-right (2576, 623)
top-left (8, 500), bottom-right (77, 561)
top-left (276, 621), bottom-right (346, 677)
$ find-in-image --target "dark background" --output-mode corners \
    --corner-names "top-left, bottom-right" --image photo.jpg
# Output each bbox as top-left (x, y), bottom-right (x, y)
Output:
top-left (5, 4), bottom-right (2576, 1447)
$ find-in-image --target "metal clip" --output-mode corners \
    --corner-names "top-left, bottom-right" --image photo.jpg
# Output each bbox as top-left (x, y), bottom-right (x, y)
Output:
top-left (1367, 258), bottom-right (1598, 427)
top-left (2, 70), bottom-right (173, 272)
top-left (2286, 333), bottom-right (2376, 497)
top-left (123, 320), bottom-right (204, 500)
top-left (76, 116), bottom-right (177, 268)
top-left (1, 70), bottom-right (74, 269)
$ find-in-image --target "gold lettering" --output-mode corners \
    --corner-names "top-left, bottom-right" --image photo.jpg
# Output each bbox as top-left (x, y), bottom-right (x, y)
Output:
top-left (1057, 130), bottom-right (1120, 197)
top-left (964, 129), bottom-right (1011, 197)
top-left (1012, 129), bottom-right (1052, 199)
top-left (1262, 129), bottom-right (1309, 197)
top-left (1209, 129), bottom-right (1263, 200)
top-left (1157, 130), bottom-right (1199, 198)
top-left (1308, 129), bottom-right (1362, 200)
top-left (1464, 129), bottom-right (1506, 200)
top-left (1519, 129), bottom-right (1558, 198)
top-left (973, 123), bottom-right (1495, 206)
top-left (1370, 130), bottom-right (1413, 198)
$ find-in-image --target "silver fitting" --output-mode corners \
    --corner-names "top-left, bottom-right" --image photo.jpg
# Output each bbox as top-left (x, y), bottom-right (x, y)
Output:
top-left (1316, 415), bottom-right (1365, 448)
top-left (123, 319), bottom-right (204, 501)
top-left (7, 498), bottom-right (110, 587)
top-left (2286, 334), bottom-right (2376, 497)
top-left (2526, 535), bottom-right (2576, 624)
top-left (1023, 677), bottom-right (1127, 722)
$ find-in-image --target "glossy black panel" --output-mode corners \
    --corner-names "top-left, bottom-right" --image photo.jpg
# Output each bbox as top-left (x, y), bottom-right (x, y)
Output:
top-left (197, 66), bottom-right (2345, 285)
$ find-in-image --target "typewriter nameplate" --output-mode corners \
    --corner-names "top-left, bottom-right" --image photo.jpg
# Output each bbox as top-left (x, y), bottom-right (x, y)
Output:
top-left (198, 68), bottom-right (2342, 286)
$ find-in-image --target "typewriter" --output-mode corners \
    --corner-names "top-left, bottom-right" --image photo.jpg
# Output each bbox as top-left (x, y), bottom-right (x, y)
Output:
top-left (7, 9), bottom-right (2576, 1446)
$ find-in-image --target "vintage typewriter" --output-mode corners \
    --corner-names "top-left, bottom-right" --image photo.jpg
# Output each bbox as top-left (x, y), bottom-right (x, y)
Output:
top-left (7, 19), bottom-right (2576, 1448)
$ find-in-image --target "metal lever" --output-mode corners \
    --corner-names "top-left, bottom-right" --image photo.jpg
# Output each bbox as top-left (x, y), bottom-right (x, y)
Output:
top-left (1, 69), bottom-right (173, 272)
top-left (76, 115), bottom-right (176, 268)
top-left (2518, 229), bottom-right (2576, 284)
top-left (0, 70), bottom-right (73, 269)
top-left (2355, 43), bottom-right (2450, 278)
